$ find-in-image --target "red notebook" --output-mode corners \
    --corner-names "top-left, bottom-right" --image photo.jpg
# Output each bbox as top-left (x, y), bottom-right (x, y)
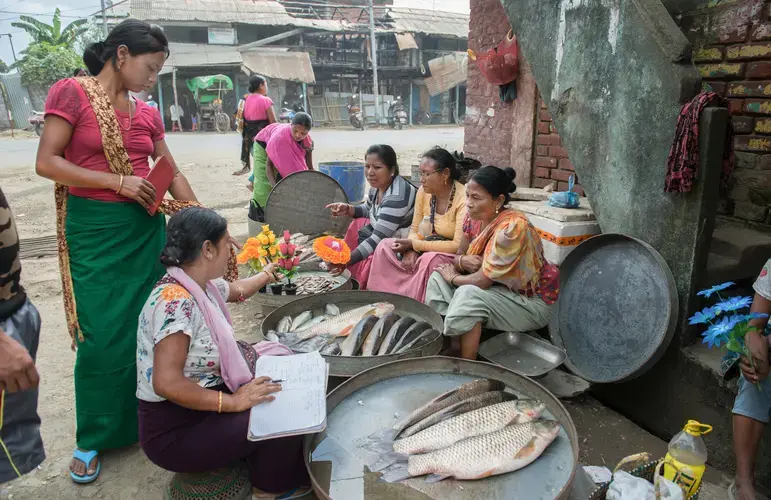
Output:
top-left (146, 156), bottom-right (174, 215)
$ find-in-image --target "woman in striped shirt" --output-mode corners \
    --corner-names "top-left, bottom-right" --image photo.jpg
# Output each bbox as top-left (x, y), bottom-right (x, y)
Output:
top-left (327, 144), bottom-right (417, 288)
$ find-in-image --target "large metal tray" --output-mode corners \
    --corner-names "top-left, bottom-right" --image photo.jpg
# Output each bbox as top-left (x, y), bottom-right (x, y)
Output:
top-left (478, 332), bottom-right (567, 377)
top-left (304, 356), bottom-right (578, 500)
top-left (262, 291), bottom-right (444, 377)
top-left (549, 234), bottom-right (678, 384)
top-left (250, 270), bottom-right (352, 316)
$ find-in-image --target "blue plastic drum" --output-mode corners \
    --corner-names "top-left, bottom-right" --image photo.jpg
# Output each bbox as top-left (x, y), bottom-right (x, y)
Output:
top-left (319, 162), bottom-right (366, 203)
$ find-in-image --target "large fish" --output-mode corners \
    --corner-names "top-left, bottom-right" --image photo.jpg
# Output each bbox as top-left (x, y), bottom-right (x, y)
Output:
top-left (389, 321), bottom-right (431, 354)
top-left (277, 316), bottom-right (293, 333)
top-left (377, 317), bottom-right (416, 356)
top-left (392, 379), bottom-right (505, 437)
top-left (361, 313), bottom-right (400, 356)
top-left (325, 303), bottom-right (340, 316)
top-left (401, 391), bottom-right (517, 438)
top-left (395, 329), bottom-right (439, 354)
top-left (340, 316), bottom-right (379, 356)
top-left (298, 303), bottom-right (395, 340)
top-left (292, 334), bottom-right (335, 353)
top-left (393, 399), bottom-right (546, 455)
top-left (290, 311), bottom-right (314, 331)
top-left (294, 315), bottom-right (329, 332)
top-left (381, 420), bottom-right (562, 483)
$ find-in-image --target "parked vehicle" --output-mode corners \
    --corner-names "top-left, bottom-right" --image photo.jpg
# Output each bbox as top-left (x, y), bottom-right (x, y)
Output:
top-left (414, 108), bottom-right (432, 126)
top-left (29, 111), bottom-right (44, 136)
top-left (279, 95), bottom-right (307, 123)
top-left (387, 97), bottom-right (408, 130)
top-left (348, 94), bottom-right (364, 130)
top-left (187, 74), bottom-right (232, 133)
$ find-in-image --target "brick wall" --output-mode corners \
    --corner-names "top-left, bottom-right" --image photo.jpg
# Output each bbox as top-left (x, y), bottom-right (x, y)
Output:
top-left (532, 95), bottom-right (584, 196)
top-left (678, 0), bottom-right (771, 225)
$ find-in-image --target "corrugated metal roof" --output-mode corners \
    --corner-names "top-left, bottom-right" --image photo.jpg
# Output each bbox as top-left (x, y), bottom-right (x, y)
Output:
top-left (386, 8), bottom-right (468, 39)
top-left (241, 50), bottom-right (315, 83)
top-left (128, 0), bottom-right (351, 31)
top-left (159, 43), bottom-right (243, 74)
top-left (424, 52), bottom-right (467, 96)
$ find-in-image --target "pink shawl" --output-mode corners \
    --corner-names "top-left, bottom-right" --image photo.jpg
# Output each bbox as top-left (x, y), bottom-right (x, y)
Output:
top-left (166, 267), bottom-right (292, 392)
top-left (256, 123), bottom-right (312, 177)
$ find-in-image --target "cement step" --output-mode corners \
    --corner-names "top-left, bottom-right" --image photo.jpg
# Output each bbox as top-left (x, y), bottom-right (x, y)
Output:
top-left (704, 221), bottom-right (771, 285)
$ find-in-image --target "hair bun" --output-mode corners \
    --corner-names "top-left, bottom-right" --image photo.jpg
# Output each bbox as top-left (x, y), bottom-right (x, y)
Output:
top-left (502, 167), bottom-right (517, 193)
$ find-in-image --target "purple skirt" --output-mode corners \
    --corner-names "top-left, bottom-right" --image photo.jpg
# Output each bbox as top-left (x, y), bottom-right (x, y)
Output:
top-left (138, 390), bottom-right (309, 493)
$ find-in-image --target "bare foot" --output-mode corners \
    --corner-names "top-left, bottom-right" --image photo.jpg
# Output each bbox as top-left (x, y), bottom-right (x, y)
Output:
top-left (736, 477), bottom-right (757, 500)
top-left (233, 165), bottom-right (250, 176)
top-left (70, 450), bottom-right (99, 479)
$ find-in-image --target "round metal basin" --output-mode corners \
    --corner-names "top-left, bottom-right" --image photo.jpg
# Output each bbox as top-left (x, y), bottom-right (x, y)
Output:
top-left (304, 356), bottom-right (579, 500)
top-left (261, 291), bottom-right (444, 378)
top-left (250, 270), bottom-right (352, 316)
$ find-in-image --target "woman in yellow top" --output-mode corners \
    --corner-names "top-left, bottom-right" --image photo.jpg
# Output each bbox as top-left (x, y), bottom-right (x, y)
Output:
top-left (368, 147), bottom-right (475, 302)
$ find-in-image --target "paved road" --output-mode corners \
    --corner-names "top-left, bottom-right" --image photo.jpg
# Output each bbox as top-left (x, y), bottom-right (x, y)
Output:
top-left (0, 127), bottom-right (465, 169)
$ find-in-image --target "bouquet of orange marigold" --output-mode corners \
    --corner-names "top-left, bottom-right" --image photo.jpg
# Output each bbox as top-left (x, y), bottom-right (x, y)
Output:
top-left (313, 236), bottom-right (351, 265)
top-left (237, 224), bottom-right (281, 274)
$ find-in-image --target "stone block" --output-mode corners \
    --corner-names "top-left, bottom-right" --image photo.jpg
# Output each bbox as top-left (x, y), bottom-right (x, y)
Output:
top-left (717, 198), bottom-right (735, 215)
top-left (539, 109), bottom-right (552, 122)
top-left (747, 61), bottom-right (771, 78)
top-left (729, 99), bottom-right (745, 114)
top-left (535, 156), bottom-right (557, 168)
top-left (549, 146), bottom-right (570, 158)
top-left (743, 99), bottom-right (771, 114)
top-left (550, 122), bottom-right (559, 134)
top-left (534, 167), bottom-right (551, 178)
top-left (759, 154), bottom-right (771, 170)
top-left (734, 201), bottom-right (769, 222)
top-left (560, 158), bottom-right (575, 171)
top-left (728, 81), bottom-right (771, 97)
top-left (734, 134), bottom-right (771, 151)
top-left (702, 81), bottom-right (727, 95)
top-left (753, 23), bottom-right (771, 41)
top-left (533, 178), bottom-right (553, 189)
top-left (536, 145), bottom-right (548, 156)
top-left (729, 168), bottom-right (771, 205)
top-left (694, 47), bottom-right (724, 63)
top-left (537, 121), bottom-right (551, 134)
top-left (735, 151), bottom-right (760, 169)
top-left (573, 184), bottom-right (585, 197)
top-left (733, 116), bottom-right (755, 134)
top-left (551, 169), bottom-right (574, 182)
top-left (727, 43), bottom-right (771, 60)
top-left (536, 134), bottom-right (561, 146)
top-left (698, 63), bottom-right (745, 78)
top-left (756, 118), bottom-right (771, 134)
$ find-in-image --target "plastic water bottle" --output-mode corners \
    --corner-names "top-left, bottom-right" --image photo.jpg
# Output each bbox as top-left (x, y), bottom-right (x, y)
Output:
top-left (661, 420), bottom-right (712, 496)
top-left (418, 216), bottom-right (432, 240)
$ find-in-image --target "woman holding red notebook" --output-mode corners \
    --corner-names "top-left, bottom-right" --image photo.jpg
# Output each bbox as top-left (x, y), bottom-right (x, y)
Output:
top-left (35, 19), bottom-right (199, 484)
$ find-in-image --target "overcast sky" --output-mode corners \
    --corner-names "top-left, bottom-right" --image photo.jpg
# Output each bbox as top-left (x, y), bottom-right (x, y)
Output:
top-left (0, 0), bottom-right (470, 67)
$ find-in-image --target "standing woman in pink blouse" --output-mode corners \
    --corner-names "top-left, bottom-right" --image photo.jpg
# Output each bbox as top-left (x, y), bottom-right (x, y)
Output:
top-left (35, 19), bottom-right (198, 484)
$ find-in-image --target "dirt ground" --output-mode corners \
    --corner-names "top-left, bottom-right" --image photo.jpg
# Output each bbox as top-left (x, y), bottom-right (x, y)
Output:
top-left (0, 127), bottom-right (736, 499)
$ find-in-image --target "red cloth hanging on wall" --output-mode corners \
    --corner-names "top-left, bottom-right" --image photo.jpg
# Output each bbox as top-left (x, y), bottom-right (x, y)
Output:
top-left (470, 30), bottom-right (520, 86)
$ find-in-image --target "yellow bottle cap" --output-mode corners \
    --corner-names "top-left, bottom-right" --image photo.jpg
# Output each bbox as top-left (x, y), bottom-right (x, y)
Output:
top-left (684, 420), bottom-right (713, 436)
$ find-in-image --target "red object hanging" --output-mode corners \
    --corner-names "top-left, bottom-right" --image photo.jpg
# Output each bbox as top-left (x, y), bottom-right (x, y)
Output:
top-left (470, 30), bottom-right (520, 86)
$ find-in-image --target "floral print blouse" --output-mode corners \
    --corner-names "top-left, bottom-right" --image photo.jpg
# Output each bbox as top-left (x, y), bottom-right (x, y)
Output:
top-left (136, 274), bottom-right (231, 402)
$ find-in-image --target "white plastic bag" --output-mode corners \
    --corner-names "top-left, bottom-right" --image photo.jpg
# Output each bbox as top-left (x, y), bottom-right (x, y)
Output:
top-left (655, 476), bottom-right (684, 500)
top-left (606, 470), bottom-right (655, 500)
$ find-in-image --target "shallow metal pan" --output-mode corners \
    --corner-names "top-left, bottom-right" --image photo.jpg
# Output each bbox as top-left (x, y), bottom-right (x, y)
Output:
top-left (478, 331), bottom-right (567, 377)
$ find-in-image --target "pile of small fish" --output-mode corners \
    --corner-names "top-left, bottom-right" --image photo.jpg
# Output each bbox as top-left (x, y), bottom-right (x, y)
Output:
top-left (265, 303), bottom-right (440, 357)
top-left (293, 275), bottom-right (338, 295)
top-left (364, 378), bottom-right (562, 483)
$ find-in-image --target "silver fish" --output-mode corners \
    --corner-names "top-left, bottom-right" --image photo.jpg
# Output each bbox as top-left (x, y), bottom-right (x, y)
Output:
top-left (401, 391), bottom-right (517, 438)
top-left (392, 379), bottom-right (505, 436)
top-left (377, 317), bottom-right (416, 356)
top-left (395, 329), bottom-right (439, 354)
top-left (361, 313), bottom-right (400, 356)
top-left (292, 334), bottom-right (335, 353)
top-left (325, 303), bottom-right (340, 316)
top-left (277, 316), bottom-right (293, 333)
top-left (294, 315), bottom-right (329, 332)
top-left (382, 421), bottom-right (561, 483)
top-left (321, 340), bottom-right (342, 356)
top-left (299, 303), bottom-right (395, 340)
top-left (290, 311), bottom-right (314, 331)
top-left (340, 316), bottom-right (379, 356)
top-left (390, 321), bottom-right (431, 354)
top-left (393, 400), bottom-right (547, 455)
top-left (265, 331), bottom-right (280, 343)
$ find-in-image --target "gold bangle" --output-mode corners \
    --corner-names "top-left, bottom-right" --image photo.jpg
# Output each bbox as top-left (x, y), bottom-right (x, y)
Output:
top-left (217, 391), bottom-right (223, 413)
top-left (116, 174), bottom-right (124, 194)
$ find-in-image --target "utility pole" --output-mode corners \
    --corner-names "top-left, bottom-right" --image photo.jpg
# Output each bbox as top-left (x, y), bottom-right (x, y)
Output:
top-left (368, 0), bottom-right (380, 124)
top-left (100, 0), bottom-right (108, 37)
top-left (0, 34), bottom-right (17, 63)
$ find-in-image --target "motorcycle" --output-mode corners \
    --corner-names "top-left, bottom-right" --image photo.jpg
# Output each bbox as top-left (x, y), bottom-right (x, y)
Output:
top-left (348, 94), bottom-right (364, 130)
top-left (29, 110), bottom-right (44, 137)
top-left (279, 95), bottom-right (307, 123)
top-left (387, 97), bottom-right (408, 130)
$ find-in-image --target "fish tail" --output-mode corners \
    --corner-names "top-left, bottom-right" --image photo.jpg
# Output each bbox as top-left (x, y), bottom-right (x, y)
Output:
top-left (369, 451), bottom-right (406, 473)
top-left (425, 474), bottom-right (451, 483)
top-left (377, 459), bottom-right (410, 483)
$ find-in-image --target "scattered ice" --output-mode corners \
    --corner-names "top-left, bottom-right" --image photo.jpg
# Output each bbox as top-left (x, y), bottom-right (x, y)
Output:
top-left (357, 400), bottom-right (364, 406)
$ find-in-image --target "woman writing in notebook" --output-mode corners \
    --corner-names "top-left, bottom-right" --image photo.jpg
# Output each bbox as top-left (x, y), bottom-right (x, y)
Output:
top-left (34, 20), bottom-right (202, 483)
top-left (137, 208), bottom-right (310, 499)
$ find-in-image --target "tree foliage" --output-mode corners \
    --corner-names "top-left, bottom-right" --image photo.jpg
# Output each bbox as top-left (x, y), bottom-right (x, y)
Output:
top-left (11, 8), bottom-right (88, 48)
top-left (0, 60), bottom-right (8, 74)
top-left (15, 43), bottom-right (84, 87)
top-left (75, 19), bottom-right (104, 55)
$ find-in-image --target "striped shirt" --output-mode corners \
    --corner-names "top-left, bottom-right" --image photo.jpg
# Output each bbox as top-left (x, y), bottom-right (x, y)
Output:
top-left (350, 175), bottom-right (417, 265)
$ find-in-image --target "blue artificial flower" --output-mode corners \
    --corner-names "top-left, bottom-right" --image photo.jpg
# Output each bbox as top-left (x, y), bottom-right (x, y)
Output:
top-left (733, 312), bottom-right (770, 323)
top-left (702, 315), bottom-right (741, 348)
top-left (714, 296), bottom-right (753, 313)
top-left (688, 307), bottom-right (717, 325)
top-left (697, 282), bottom-right (736, 298)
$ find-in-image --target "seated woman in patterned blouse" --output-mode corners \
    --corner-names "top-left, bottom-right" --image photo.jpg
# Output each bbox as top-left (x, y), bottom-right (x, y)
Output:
top-left (136, 207), bottom-right (310, 499)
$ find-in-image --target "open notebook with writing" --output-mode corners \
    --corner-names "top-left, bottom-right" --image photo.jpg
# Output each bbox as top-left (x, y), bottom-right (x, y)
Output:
top-left (248, 352), bottom-right (329, 442)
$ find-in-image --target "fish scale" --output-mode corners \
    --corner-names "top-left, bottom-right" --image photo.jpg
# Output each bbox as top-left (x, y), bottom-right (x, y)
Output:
top-left (406, 421), bottom-right (561, 481)
top-left (393, 400), bottom-right (546, 455)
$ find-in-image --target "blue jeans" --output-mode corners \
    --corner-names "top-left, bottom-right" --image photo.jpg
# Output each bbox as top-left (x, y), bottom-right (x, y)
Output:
top-left (732, 374), bottom-right (771, 424)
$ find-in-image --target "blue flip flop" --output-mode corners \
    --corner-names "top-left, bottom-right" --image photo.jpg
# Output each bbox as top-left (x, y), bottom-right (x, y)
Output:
top-left (69, 449), bottom-right (100, 484)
